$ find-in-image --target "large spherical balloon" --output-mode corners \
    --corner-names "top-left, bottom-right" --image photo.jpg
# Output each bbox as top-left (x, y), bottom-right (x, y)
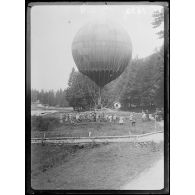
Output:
top-left (72, 20), bottom-right (132, 87)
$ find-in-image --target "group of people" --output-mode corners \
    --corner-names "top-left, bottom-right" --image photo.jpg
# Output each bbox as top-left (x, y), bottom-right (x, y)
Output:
top-left (60, 111), bottom-right (137, 126)
top-left (59, 109), bottom-right (163, 125)
top-left (141, 110), bottom-right (150, 121)
top-left (141, 109), bottom-right (164, 122)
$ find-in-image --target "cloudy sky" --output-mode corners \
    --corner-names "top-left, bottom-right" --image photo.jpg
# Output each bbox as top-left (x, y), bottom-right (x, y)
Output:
top-left (31, 3), bottom-right (164, 91)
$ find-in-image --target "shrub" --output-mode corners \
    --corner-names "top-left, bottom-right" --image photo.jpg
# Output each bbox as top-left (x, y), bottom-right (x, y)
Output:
top-left (31, 116), bottom-right (61, 131)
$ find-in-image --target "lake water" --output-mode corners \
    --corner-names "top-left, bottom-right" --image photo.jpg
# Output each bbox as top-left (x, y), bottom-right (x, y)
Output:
top-left (31, 110), bottom-right (58, 116)
top-left (31, 107), bottom-right (74, 116)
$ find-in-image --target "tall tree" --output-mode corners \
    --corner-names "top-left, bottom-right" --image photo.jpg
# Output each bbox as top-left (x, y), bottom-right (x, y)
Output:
top-left (152, 9), bottom-right (164, 39)
top-left (66, 71), bottom-right (99, 110)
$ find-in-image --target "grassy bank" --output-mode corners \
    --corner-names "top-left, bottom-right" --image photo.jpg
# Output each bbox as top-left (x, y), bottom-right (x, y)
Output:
top-left (31, 141), bottom-right (163, 190)
top-left (31, 120), bottom-right (162, 138)
top-left (31, 142), bottom-right (107, 177)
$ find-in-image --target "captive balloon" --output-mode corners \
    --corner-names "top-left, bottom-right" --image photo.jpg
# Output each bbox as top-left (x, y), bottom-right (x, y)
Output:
top-left (72, 20), bottom-right (132, 107)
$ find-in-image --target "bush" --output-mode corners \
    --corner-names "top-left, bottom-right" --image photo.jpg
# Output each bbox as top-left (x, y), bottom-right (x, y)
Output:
top-left (31, 116), bottom-right (61, 131)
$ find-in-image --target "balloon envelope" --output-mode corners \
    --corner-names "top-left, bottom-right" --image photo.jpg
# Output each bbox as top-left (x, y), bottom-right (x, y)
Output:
top-left (72, 20), bottom-right (132, 87)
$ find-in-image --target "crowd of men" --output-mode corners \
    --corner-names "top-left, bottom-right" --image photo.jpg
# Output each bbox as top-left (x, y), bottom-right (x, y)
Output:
top-left (59, 111), bottom-right (156, 126)
top-left (59, 111), bottom-right (138, 125)
top-left (59, 108), bottom-right (163, 125)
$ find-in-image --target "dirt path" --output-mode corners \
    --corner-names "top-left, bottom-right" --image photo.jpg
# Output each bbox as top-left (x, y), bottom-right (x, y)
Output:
top-left (121, 158), bottom-right (164, 190)
top-left (31, 131), bottom-right (163, 144)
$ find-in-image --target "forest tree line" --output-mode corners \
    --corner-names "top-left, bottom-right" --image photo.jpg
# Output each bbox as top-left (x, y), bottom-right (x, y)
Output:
top-left (31, 89), bottom-right (69, 107)
top-left (65, 45), bottom-right (164, 111)
top-left (31, 46), bottom-right (164, 111)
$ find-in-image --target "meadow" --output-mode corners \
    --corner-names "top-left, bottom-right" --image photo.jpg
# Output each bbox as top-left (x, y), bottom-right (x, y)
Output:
top-left (31, 110), bottom-right (163, 138)
top-left (31, 141), bottom-right (163, 189)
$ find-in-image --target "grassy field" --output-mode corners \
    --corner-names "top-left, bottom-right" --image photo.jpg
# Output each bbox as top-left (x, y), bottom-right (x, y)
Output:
top-left (31, 116), bottom-right (162, 138)
top-left (31, 141), bottom-right (163, 190)
top-left (31, 120), bottom-right (159, 138)
top-left (31, 143), bottom-right (108, 177)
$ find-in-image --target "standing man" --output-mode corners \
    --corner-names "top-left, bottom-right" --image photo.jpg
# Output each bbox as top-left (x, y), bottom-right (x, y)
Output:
top-left (129, 112), bottom-right (133, 122)
top-left (113, 114), bottom-right (117, 123)
top-left (119, 116), bottom-right (124, 125)
top-left (131, 113), bottom-right (136, 127)
top-left (93, 111), bottom-right (96, 122)
top-left (109, 115), bottom-right (112, 123)
top-left (76, 113), bottom-right (79, 122)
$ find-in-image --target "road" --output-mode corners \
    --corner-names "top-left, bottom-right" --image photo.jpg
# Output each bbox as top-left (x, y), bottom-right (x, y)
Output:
top-left (121, 158), bottom-right (164, 190)
top-left (31, 131), bottom-right (163, 144)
